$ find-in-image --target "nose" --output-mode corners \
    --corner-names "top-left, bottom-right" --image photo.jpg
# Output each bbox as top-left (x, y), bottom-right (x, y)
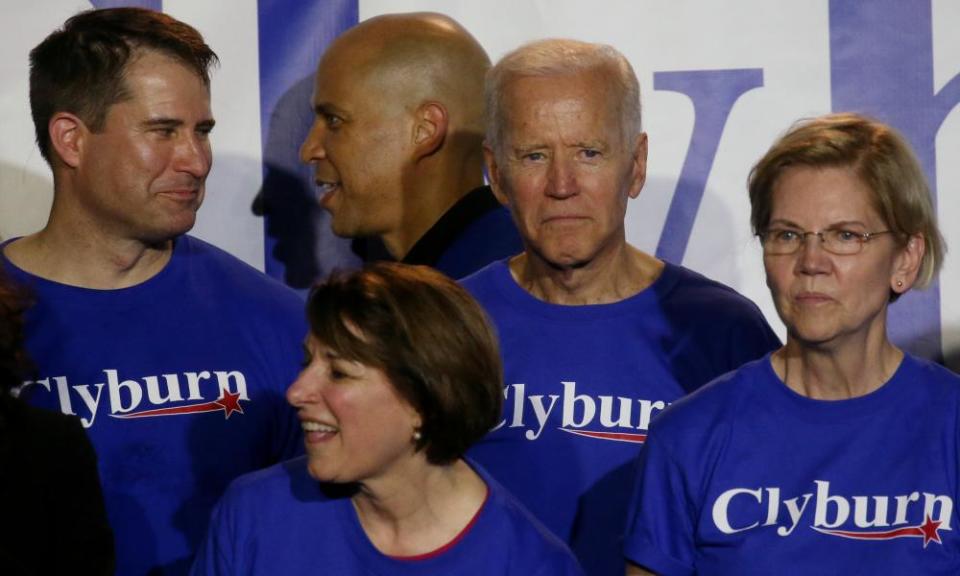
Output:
top-left (795, 233), bottom-right (831, 275)
top-left (286, 367), bottom-right (321, 408)
top-left (176, 133), bottom-right (212, 179)
top-left (300, 121), bottom-right (326, 165)
top-left (546, 156), bottom-right (577, 199)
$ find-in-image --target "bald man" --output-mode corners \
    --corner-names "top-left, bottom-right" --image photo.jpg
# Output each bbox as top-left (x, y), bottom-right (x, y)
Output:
top-left (300, 13), bottom-right (521, 278)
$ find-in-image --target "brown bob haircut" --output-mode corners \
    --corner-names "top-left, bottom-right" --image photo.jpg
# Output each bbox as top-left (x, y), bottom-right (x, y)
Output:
top-left (29, 7), bottom-right (218, 165)
top-left (748, 112), bottom-right (945, 288)
top-left (306, 262), bottom-right (503, 465)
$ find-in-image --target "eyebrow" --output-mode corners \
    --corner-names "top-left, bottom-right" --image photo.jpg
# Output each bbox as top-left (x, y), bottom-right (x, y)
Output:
top-left (313, 102), bottom-right (347, 117)
top-left (512, 140), bottom-right (607, 153)
top-left (767, 218), bottom-right (869, 229)
top-left (142, 118), bottom-right (182, 129)
top-left (141, 117), bottom-right (216, 131)
top-left (512, 144), bottom-right (545, 154)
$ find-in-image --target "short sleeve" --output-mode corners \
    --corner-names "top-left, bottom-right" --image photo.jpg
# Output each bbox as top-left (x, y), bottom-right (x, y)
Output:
top-left (623, 432), bottom-right (697, 576)
top-left (190, 493), bottom-right (237, 576)
top-left (531, 544), bottom-right (587, 576)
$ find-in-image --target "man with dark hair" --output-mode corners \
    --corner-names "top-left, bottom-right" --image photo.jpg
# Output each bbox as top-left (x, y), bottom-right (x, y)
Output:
top-left (2, 8), bottom-right (305, 574)
top-left (300, 12), bottom-right (521, 279)
top-left (462, 39), bottom-right (781, 576)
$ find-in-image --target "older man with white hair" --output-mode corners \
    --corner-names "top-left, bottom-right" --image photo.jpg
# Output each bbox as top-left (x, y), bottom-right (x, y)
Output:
top-left (461, 39), bottom-right (780, 576)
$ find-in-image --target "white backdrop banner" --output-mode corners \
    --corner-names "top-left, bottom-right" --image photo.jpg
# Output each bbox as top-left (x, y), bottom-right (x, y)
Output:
top-left (2, 0), bottom-right (959, 368)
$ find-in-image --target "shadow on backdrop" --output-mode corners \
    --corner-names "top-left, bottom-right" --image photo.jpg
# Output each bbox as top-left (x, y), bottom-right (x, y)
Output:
top-left (252, 74), bottom-right (360, 291)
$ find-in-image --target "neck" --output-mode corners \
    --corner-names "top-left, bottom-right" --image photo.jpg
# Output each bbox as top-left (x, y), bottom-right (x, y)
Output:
top-left (511, 242), bottom-right (663, 305)
top-left (4, 213), bottom-right (173, 290)
top-left (774, 329), bottom-right (902, 400)
top-left (351, 458), bottom-right (486, 557)
top-left (380, 149), bottom-right (485, 260)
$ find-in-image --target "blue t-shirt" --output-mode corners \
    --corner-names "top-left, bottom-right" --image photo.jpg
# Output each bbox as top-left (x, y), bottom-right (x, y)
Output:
top-left (626, 353), bottom-right (960, 576)
top-left (191, 457), bottom-right (585, 575)
top-left (3, 235), bottom-right (307, 576)
top-left (461, 260), bottom-right (780, 576)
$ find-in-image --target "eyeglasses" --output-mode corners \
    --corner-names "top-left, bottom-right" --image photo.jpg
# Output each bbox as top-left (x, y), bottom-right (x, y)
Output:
top-left (759, 228), bottom-right (894, 255)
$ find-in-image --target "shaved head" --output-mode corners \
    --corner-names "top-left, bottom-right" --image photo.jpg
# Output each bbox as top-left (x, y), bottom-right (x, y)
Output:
top-left (301, 12), bottom-right (492, 257)
top-left (324, 12), bottom-right (490, 134)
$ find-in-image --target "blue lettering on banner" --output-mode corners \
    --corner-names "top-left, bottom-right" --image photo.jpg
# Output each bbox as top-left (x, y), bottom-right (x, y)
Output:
top-left (830, 0), bottom-right (959, 360)
top-left (654, 69), bottom-right (764, 264)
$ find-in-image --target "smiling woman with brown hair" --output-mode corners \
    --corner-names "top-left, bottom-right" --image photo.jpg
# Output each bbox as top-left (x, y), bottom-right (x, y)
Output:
top-left (193, 262), bottom-right (583, 576)
top-left (625, 113), bottom-right (959, 576)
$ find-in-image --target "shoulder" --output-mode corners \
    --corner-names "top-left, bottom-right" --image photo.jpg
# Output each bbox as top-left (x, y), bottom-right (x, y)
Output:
top-left (645, 264), bottom-right (779, 388)
top-left (658, 264), bottom-right (767, 320)
top-left (443, 190), bottom-right (521, 259)
top-left (472, 462), bottom-right (584, 573)
top-left (220, 456), bottom-right (316, 507)
top-left (904, 353), bottom-right (960, 382)
top-left (176, 236), bottom-right (302, 302)
top-left (459, 259), bottom-right (510, 299)
top-left (212, 457), bottom-right (341, 534)
top-left (175, 236), bottom-right (305, 319)
top-left (899, 354), bottom-right (960, 400)
top-left (650, 356), bottom-right (772, 445)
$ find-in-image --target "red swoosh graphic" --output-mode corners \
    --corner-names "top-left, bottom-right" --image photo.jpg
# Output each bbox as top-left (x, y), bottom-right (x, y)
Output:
top-left (111, 401), bottom-right (224, 418)
top-left (559, 428), bottom-right (648, 443)
top-left (110, 391), bottom-right (245, 420)
top-left (813, 515), bottom-right (943, 548)
top-left (813, 526), bottom-right (922, 540)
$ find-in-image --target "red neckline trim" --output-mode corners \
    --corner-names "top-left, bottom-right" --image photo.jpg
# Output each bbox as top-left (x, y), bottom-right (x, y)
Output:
top-left (389, 486), bottom-right (490, 562)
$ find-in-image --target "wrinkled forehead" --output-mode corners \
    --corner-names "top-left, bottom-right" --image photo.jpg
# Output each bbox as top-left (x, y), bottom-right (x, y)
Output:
top-left (499, 72), bottom-right (623, 141)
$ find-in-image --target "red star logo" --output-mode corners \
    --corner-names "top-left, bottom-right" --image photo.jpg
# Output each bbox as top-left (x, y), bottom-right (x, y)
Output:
top-left (919, 515), bottom-right (943, 548)
top-left (214, 390), bottom-right (245, 419)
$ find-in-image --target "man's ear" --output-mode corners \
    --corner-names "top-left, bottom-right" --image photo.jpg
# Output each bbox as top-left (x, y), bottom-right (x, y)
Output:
top-left (413, 102), bottom-right (448, 159)
top-left (49, 112), bottom-right (86, 169)
top-left (627, 132), bottom-right (648, 199)
top-left (483, 143), bottom-right (509, 207)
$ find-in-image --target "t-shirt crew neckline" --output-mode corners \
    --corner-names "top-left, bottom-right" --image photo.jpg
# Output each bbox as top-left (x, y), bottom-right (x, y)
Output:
top-left (485, 258), bottom-right (681, 322)
top-left (1, 236), bottom-right (184, 310)
top-left (760, 352), bottom-right (913, 424)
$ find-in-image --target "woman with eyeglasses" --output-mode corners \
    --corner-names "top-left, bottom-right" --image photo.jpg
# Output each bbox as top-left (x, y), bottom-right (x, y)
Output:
top-left (624, 113), bottom-right (957, 575)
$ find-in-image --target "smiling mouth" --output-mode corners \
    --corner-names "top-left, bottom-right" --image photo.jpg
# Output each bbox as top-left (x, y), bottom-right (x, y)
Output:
top-left (158, 188), bottom-right (201, 202)
top-left (315, 181), bottom-right (340, 208)
top-left (302, 420), bottom-right (339, 443)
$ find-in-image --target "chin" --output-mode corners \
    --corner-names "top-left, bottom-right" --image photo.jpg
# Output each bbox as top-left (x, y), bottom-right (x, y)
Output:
top-left (534, 244), bottom-right (592, 269)
top-left (306, 460), bottom-right (340, 483)
top-left (157, 213), bottom-right (198, 238)
top-left (139, 226), bottom-right (193, 246)
top-left (786, 323), bottom-right (844, 348)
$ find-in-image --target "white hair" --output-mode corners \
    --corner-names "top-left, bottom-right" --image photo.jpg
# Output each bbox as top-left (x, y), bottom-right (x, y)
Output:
top-left (485, 38), bottom-right (642, 158)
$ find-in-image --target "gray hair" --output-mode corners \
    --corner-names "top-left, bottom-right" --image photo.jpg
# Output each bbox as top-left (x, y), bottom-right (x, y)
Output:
top-left (485, 38), bottom-right (642, 158)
